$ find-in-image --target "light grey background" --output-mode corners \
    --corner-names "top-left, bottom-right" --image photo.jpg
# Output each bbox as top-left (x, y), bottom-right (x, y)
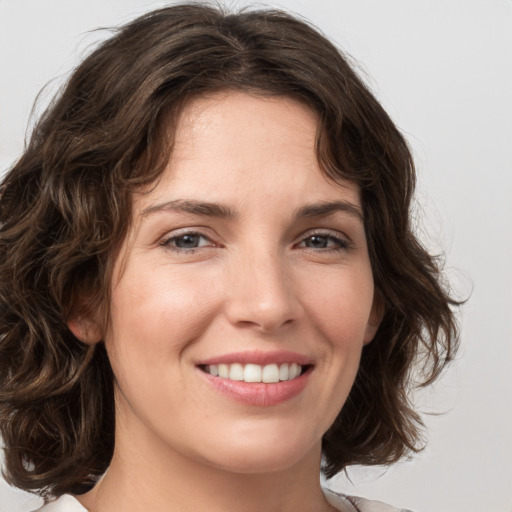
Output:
top-left (1, 1), bottom-right (511, 511)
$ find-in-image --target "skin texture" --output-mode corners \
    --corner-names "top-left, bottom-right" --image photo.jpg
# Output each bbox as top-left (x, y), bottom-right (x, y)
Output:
top-left (72, 92), bottom-right (381, 512)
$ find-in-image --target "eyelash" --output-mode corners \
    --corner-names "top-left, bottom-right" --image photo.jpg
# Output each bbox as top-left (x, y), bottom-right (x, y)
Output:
top-left (296, 232), bottom-right (351, 252)
top-left (160, 231), bottom-right (215, 253)
top-left (160, 230), bottom-right (351, 254)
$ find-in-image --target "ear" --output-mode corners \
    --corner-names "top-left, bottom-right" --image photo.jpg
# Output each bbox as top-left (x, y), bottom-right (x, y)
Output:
top-left (67, 315), bottom-right (103, 345)
top-left (363, 293), bottom-right (385, 345)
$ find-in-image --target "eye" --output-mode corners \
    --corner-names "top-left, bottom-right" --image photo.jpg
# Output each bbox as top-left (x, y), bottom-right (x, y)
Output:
top-left (161, 232), bottom-right (213, 250)
top-left (298, 233), bottom-right (350, 251)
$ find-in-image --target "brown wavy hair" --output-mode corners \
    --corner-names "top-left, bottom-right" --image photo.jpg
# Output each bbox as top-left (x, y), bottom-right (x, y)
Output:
top-left (0, 3), bottom-right (459, 498)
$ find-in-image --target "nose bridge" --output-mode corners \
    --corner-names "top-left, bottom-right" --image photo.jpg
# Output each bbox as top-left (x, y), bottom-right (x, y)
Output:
top-left (224, 242), bottom-right (301, 332)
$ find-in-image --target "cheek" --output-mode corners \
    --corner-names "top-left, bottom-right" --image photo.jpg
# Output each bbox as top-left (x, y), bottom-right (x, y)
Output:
top-left (304, 271), bottom-right (374, 417)
top-left (302, 266), bottom-right (375, 344)
top-left (106, 265), bottom-right (223, 368)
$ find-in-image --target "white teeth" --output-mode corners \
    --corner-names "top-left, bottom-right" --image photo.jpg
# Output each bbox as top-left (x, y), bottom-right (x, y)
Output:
top-left (204, 363), bottom-right (304, 383)
top-left (289, 363), bottom-right (300, 379)
top-left (229, 363), bottom-right (244, 381)
top-left (218, 364), bottom-right (229, 378)
top-left (279, 363), bottom-right (289, 381)
top-left (244, 364), bottom-right (262, 382)
top-left (262, 363), bottom-right (280, 383)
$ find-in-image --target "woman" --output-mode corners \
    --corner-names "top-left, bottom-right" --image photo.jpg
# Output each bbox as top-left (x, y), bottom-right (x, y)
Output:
top-left (0, 4), bottom-right (458, 512)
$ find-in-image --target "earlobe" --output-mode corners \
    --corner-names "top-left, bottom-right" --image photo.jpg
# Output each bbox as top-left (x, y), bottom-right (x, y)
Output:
top-left (67, 316), bottom-right (102, 345)
top-left (363, 295), bottom-right (385, 345)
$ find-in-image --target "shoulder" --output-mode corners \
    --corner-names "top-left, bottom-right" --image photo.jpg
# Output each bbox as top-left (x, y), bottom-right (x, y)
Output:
top-left (33, 494), bottom-right (88, 512)
top-left (323, 488), bottom-right (415, 512)
top-left (36, 489), bottom-right (413, 512)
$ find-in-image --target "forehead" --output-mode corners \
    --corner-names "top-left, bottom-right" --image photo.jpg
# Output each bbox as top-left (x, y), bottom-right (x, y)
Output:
top-left (135, 91), bottom-right (360, 212)
top-left (173, 91), bottom-right (317, 150)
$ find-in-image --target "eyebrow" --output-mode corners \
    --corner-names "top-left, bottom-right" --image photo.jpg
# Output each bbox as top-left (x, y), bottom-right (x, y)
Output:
top-left (141, 198), bottom-right (363, 222)
top-left (141, 199), bottom-right (236, 219)
top-left (293, 200), bottom-right (364, 221)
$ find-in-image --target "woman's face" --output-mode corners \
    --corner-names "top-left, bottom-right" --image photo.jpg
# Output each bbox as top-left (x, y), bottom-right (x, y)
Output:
top-left (101, 91), bottom-right (380, 475)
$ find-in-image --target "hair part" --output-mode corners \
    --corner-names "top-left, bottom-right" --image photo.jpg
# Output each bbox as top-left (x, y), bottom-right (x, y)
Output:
top-left (0, 2), bottom-right (459, 497)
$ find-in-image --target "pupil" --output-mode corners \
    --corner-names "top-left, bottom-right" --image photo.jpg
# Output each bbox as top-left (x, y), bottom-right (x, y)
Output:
top-left (176, 234), bottom-right (199, 248)
top-left (307, 235), bottom-right (327, 248)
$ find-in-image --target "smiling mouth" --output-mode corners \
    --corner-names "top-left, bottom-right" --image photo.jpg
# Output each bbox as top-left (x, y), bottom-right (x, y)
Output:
top-left (199, 363), bottom-right (311, 383)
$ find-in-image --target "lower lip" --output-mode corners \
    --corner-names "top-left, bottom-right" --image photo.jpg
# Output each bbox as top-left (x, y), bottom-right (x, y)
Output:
top-left (198, 368), bottom-right (311, 406)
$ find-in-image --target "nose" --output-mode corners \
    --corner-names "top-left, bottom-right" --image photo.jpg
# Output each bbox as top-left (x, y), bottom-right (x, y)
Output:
top-left (223, 248), bottom-right (304, 333)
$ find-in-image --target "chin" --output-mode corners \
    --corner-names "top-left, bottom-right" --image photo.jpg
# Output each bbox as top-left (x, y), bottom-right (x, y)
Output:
top-left (196, 432), bottom-right (321, 475)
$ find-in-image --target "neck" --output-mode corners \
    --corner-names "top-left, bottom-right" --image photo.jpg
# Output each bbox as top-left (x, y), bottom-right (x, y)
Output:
top-left (77, 430), bottom-right (331, 512)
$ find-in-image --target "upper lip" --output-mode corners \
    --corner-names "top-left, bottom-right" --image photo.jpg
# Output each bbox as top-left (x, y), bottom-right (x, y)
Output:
top-left (197, 350), bottom-right (314, 366)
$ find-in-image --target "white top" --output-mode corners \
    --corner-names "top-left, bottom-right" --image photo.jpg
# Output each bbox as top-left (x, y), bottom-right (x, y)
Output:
top-left (34, 488), bottom-right (413, 512)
